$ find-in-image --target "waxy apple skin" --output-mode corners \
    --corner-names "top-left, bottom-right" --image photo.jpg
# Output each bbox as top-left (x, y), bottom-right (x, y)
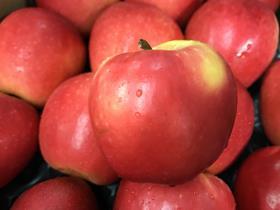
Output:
top-left (10, 177), bottom-right (98, 210)
top-left (39, 73), bottom-right (118, 185)
top-left (89, 41), bottom-right (237, 185)
top-left (0, 93), bottom-right (39, 187)
top-left (234, 146), bottom-right (280, 210)
top-left (126, 0), bottom-right (204, 25)
top-left (208, 82), bottom-right (254, 174)
top-left (260, 61), bottom-right (280, 145)
top-left (0, 8), bottom-right (86, 106)
top-left (36, 0), bottom-right (119, 35)
top-left (89, 1), bottom-right (183, 72)
top-left (185, 0), bottom-right (279, 87)
top-left (114, 174), bottom-right (236, 210)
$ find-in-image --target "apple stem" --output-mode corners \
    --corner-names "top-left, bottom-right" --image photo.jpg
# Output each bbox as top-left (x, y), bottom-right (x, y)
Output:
top-left (138, 39), bottom-right (152, 50)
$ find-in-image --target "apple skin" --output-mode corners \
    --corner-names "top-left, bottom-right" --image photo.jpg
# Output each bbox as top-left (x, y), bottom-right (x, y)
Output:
top-left (114, 173), bottom-right (236, 210)
top-left (207, 82), bottom-right (254, 174)
top-left (260, 61), bottom-right (280, 145)
top-left (258, 0), bottom-right (279, 11)
top-left (36, 0), bottom-right (119, 35)
top-left (125, 0), bottom-right (204, 25)
top-left (185, 0), bottom-right (279, 87)
top-left (89, 40), bottom-right (237, 185)
top-left (0, 8), bottom-right (86, 106)
top-left (234, 146), bottom-right (280, 210)
top-left (39, 73), bottom-right (118, 185)
top-left (0, 93), bottom-right (39, 187)
top-left (89, 1), bottom-right (184, 72)
top-left (10, 176), bottom-right (98, 210)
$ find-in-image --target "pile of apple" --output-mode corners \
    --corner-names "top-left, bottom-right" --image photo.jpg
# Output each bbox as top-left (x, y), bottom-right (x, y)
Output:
top-left (0, 0), bottom-right (280, 209)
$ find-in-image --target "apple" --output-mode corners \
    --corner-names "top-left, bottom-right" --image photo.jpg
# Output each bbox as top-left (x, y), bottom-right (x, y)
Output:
top-left (185, 0), bottom-right (279, 87)
top-left (234, 146), bottom-right (280, 210)
top-left (0, 8), bottom-right (86, 106)
top-left (114, 173), bottom-right (236, 210)
top-left (0, 0), bottom-right (26, 19)
top-left (260, 60), bottom-right (280, 145)
top-left (10, 176), bottom-right (98, 210)
top-left (207, 82), bottom-right (254, 174)
top-left (258, 0), bottom-right (279, 11)
top-left (89, 40), bottom-right (237, 185)
top-left (89, 1), bottom-right (184, 72)
top-left (39, 73), bottom-right (118, 185)
top-left (0, 93), bottom-right (39, 187)
top-left (36, 0), bottom-right (119, 35)
top-left (125, 0), bottom-right (204, 26)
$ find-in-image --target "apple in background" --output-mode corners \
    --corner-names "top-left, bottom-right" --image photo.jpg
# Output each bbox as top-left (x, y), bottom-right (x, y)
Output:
top-left (234, 146), bottom-right (280, 210)
top-left (89, 40), bottom-right (237, 185)
top-left (0, 8), bottom-right (86, 106)
top-left (260, 60), bottom-right (280, 145)
top-left (125, 0), bottom-right (204, 26)
top-left (0, 0), bottom-right (26, 19)
top-left (36, 0), bottom-right (119, 35)
top-left (114, 173), bottom-right (236, 210)
top-left (0, 93), bottom-right (39, 187)
top-left (89, 1), bottom-right (184, 72)
top-left (10, 176), bottom-right (98, 210)
top-left (39, 73), bottom-right (118, 185)
top-left (185, 0), bottom-right (279, 87)
top-left (258, 0), bottom-right (279, 11)
top-left (207, 82), bottom-right (254, 174)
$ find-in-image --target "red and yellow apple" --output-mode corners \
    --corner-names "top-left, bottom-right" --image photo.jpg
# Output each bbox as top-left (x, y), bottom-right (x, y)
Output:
top-left (207, 82), bottom-right (254, 174)
top-left (114, 173), bottom-right (236, 210)
top-left (36, 0), bottom-right (119, 35)
top-left (234, 146), bottom-right (280, 210)
top-left (125, 0), bottom-right (204, 25)
top-left (89, 40), bottom-right (237, 185)
top-left (0, 8), bottom-right (86, 106)
top-left (89, 1), bottom-right (184, 72)
top-left (39, 73), bottom-right (118, 185)
top-left (260, 60), bottom-right (280, 145)
top-left (185, 0), bottom-right (279, 87)
top-left (0, 93), bottom-right (39, 187)
top-left (10, 176), bottom-right (98, 210)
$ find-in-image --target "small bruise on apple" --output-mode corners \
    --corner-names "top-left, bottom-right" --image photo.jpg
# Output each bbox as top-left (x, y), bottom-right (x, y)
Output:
top-left (153, 40), bottom-right (227, 91)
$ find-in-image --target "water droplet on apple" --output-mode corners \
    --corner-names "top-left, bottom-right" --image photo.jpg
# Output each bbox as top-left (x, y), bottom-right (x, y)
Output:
top-left (136, 89), bottom-right (142, 97)
top-left (236, 40), bottom-right (253, 59)
top-left (209, 193), bottom-right (215, 200)
top-left (135, 112), bottom-right (141, 117)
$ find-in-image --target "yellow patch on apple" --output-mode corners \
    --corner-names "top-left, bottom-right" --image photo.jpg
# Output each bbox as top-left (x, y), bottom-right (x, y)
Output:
top-left (153, 40), bottom-right (227, 91)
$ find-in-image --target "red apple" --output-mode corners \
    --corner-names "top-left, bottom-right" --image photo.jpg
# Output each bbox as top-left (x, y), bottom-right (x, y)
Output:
top-left (0, 8), bottom-right (86, 106)
top-left (89, 40), bottom-right (237, 185)
top-left (234, 146), bottom-right (280, 210)
top-left (125, 0), bottom-right (204, 25)
top-left (207, 82), bottom-right (254, 174)
top-left (185, 0), bottom-right (279, 87)
top-left (36, 0), bottom-right (119, 35)
top-left (39, 73), bottom-right (118, 185)
top-left (0, 93), bottom-right (39, 187)
top-left (260, 60), bottom-right (280, 145)
top-left (10, 176), bottom-right (98, 210)
top-left (258, 0), bottom-right (279, 11)
top-left (114, 173), bottom-right (236, 210)
top-left (89, 1), bottom-right (184, 72)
